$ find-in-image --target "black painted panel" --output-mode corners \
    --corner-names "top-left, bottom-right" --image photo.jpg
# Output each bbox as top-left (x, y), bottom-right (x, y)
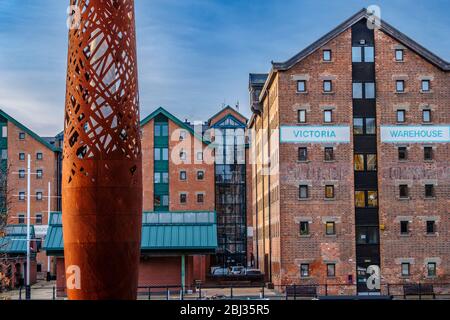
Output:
top-left (352, 63), bottom-right (375, 81)
top-left (355, 209), bottom-right (379, 225)
top-left (353, 100), bottom-right (376, 117)
top-left (356, 245), bottom-right (380, 261)
top-left (355, 171), bottom-right (378, 189)
top-left (354, 136), bottom-right (377, 153)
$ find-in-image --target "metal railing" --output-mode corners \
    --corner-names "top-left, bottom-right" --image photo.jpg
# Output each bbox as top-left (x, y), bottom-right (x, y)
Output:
top-left (7, 282), bottom-right (450, 300)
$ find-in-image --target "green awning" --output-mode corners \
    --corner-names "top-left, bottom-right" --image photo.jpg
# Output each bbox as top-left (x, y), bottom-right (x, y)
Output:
top-left (0, 225), bottom-right (35, 254)
top-left (44, 211), bottom-right (218, 255)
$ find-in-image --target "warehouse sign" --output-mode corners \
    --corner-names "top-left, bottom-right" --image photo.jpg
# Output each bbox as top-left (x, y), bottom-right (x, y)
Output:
top-left (280, 126), bottom-right (351, 143)
top-left (381, 126), bottom-right (450, 143)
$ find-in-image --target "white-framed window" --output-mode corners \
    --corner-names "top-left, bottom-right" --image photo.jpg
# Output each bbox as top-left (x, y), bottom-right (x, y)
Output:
top-left (324, 110), bottom-right (333, 123)
top-left (298, 110), bottom-right (306, 123)
top-left (1, 126), bottom-right (7, 138)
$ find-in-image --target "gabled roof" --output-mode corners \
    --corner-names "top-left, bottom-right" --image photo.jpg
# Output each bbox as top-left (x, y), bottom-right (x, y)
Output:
top-left (0, 109), bottom-right (61, 152)
top-left (0, 225), bottom-right (36, 255)
top-left (140, 107), bottom-right (209, 144)
top-left (272, 8), bottom-right (450, 71)
top-left (256, 9), bottom-right (450, 103)
top-left (207, 105), bottom-right (248, 126)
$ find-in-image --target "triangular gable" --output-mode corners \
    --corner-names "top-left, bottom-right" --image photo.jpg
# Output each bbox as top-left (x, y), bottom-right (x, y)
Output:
top-left (212, 114), bottom-right (246, 129)
top-left (272, 8), bottom-right (449, 71)
top-left (208, 106), bottom-right (248, 127)
top-left (140, 107), bottom-right (209, 145)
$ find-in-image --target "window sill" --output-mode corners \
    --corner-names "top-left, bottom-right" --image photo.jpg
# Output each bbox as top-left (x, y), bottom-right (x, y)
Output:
top-left (322, 92), bottom-right (335, 95)
top-left (324, 198), bottom-right (336, 201)
top-left (324, 160), bottom-right (336, 163)
top-left (420, 90), bottom-right (433, 94)
top-left (400, 234), bottom-right (411, 237)
top-left (424, 197), bottom-right (436, 200)
top-left (424, 160), bottom-right (434, 163)
top-left (325, 234), bottom-right (337, 238)
top-left (298, 198), bottom-right (310, 201)
top-left (296, 91), bottom-right (308, 95)
top-left (425, 233), bottom-right (437, 237)
top-left (299, 234), bottom-right (311, 238)
top-left (421, 122), bottom-right (433, 125)
top-left (297, 160), bottom-right (310, 164)
top-left (398, 197), bottom-right (410, 201)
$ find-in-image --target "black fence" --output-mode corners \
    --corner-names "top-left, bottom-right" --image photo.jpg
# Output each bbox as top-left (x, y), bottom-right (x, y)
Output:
top-left (6, 282), bottom-right (449, 300)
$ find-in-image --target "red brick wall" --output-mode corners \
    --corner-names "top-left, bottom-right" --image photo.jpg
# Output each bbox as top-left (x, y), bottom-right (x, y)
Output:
top-left (375, 29), bottom-right (450, 283)
top-left (168, 120), bottom-right (215, 212)
top-left (141, 120), bottom-right (154, 211)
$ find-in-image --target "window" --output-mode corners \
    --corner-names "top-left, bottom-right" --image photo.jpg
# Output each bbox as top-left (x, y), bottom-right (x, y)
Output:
top-left (19, 170), bottom-right (25, 179)
top-left (352, 46), bottom-right (374, 62)
top-left (356, 226), bottom-right (379, 244)
top-left (424, 147), bottom-right (433, 161)
top-left (396, 110), bottom-right (405, 123)
top-left (1, 149), bottom-right (6, 160)
top-left (324, 110), bottom-right (332, 123)
top-left (365, 82), bottom-right (375, 99)
top-left (401, 263), bottom-right (410, 277)
top-left (154, 195), bottom-right (169, 207)
top-left (354, 118), bottom-right (375, 135)
top-left (398, 147), bottom-right (407, 160)
top-left (366, 154), bottom-right (377, 171)
top-left (395, 49), bottom-right (404, 61)
top-left (180, 171), bottom-right (187, 181)
top-left (396, 80), bottom-right (405, 92)
top-left (323, 50), bottom-right (332, 61)
top-left (18, 214), bottom-right (25, 224)
top-left (154, 148), bottom-right (160, 161)
top-left (298, 147), bottom-right (308, 162)
top-left (324, 148), bottom-right (334, 161)
top-left (355, 191), bottom-right (377, 207)
top-left (19, 153), bottom-right (25, 161)
top-left (300, 221), bottom-right (309, 236)
top-left (155, 123), bottom-right (168, 137)
top-left (352, 83), bottom-right (363, 99)
top-left (197, 171), bottom-right (205, 180)
top-left (365, 118), bottom-right (376, 134)
top-left (355, 191), bottom-right (365, 208)
top-left (36, 192), bottom-right (43, 201)
top-left (300, 264), bottom-right (309, 278)
top-left (352, 47), bottom-right (362, 62)
top-left (364, 47), bottom-right (375, 62)
top-left (399, 185), bottom-right (409, 198)
top-left (179, 130), bottom-right (187, 141)
top-left (325, 185), bottom-right (335, 199)
top-left (180, 193), bottom-right (187, 204)
top-left (154, 172), bottom-right (161, 184)
top-left (19, 192), bottom-right (25, 201)
top-left (400, 221), bottom-right (409, 235)
top-left (367, 191), bottom-right (378, 207)
top-left (422, 109), bottom-right (431, 123)
top-left (354, 154), bottom-right (365, 171)
top-left (180, 150), bottom-right (187, 161)
top-left (425, 184), bottom-right (435, 198)
top-left (196, 152), bottom-right (203, 161)
top-left (297, 80), bottom-right (306, 93)
top-left (36, 169), bottom-right (43, 179)
top-left (323, 80), bottom-right (332, 92)
top-left (35, 214), bottom-right (43, 225)
top-left (427, 263), bottom-right (436, 277)
top-left (327, 264), bottom-right (336, 277)
top-left (36, 153), bottom-right (43, 160)
top-left (326, 222), bottom-right (336, 235)
top-left (162, 148), bottom-right (168, 161)
top-left (421, 80), bottom-right (430, 92)
top-left (1, 126), bottom-right (7, 138)
top-left (299, 185), bottom-right (309, 199)
top-left (197, 193), bottom-right (204, 203)
top-left (19, 132), bottom-right (25, 140)
top-left (154, 172), bottom-right (169, 184)
top-left (298, 110), bottom-right (306, 123)
top-left (426, 221), bottom-right (436, 234)
top-left (353, 118), bottom-right (364, 135)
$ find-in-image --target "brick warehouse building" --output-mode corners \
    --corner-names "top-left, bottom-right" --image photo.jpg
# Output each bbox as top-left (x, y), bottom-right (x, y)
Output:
top-left (1, 105), bottom-right (253, 290)
top-left (249, 9), bottom-right (449, 294)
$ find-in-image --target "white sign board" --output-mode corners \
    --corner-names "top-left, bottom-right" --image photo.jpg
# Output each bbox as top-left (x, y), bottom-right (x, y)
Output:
top-left (34, 225), bottom-right (49, 237)
top-left (280, 126), bottom-right (351, 144)
top-left (381, 126), bottom-right (450, 143)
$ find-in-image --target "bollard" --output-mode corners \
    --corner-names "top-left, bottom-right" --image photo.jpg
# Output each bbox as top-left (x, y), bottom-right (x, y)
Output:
top-left (52, 286), bottom-right (56, 300)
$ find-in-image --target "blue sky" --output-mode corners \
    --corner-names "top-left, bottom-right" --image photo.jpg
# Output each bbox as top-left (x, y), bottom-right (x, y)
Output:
top-left (0, 0), bottom-right (449, 135)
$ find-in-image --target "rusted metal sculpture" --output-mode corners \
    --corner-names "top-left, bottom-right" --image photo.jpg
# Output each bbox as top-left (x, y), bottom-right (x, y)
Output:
top-left (63, 0), bottom-right (142, 300)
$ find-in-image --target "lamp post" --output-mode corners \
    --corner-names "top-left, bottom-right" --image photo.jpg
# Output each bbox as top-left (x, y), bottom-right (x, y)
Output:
top-left (26, 154), bottom-right (31, 300)
top-left (47, 182), bottom-right (51, 281)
